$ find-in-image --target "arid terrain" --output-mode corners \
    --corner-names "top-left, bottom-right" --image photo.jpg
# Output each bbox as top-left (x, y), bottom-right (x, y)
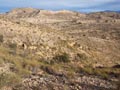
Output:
top-left (0, 8), bottom-right (120, 90)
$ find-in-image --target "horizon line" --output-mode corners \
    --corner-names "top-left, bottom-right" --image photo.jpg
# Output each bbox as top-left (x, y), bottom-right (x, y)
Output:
top-left (0, 7), bottom-right (120, 14)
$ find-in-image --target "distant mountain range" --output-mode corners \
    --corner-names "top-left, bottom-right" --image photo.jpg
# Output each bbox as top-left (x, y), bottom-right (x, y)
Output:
top-left (104, 10), bottom-right (120, 13)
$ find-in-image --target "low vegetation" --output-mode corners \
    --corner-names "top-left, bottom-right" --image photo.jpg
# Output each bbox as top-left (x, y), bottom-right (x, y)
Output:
top-left (0, 72), bottom-right (21, 88)
top-left (0, 34), bottom-right (3, 43)
top-left (53, 53), bottom-right (70, 63)
top-left (0, 42), bottom-right (119, 89)
top-left (8, 43), bottom-right (17, 49)
top-left (79, 66), bottom-right (120, 79)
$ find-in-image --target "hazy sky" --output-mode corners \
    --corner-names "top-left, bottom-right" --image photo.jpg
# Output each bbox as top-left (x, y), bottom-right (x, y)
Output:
top-left (0, 0), bottom-right (120, 12)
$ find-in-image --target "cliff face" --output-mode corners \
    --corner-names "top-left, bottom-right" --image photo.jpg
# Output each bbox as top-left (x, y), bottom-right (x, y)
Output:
top-left (0, 8), bottom-right (120, 90)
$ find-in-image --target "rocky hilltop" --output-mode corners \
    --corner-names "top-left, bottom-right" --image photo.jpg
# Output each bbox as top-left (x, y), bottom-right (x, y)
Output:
top-left (0, 8), bottom-right (120, 90)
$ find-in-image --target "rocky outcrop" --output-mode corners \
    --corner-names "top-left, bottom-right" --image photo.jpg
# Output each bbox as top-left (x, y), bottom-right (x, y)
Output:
top-left (14, 75), bottom-right (117, 90)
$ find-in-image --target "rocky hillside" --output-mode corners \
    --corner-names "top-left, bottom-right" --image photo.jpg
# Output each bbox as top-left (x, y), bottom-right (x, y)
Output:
top-left (0, 8), bottom-right (120, 90)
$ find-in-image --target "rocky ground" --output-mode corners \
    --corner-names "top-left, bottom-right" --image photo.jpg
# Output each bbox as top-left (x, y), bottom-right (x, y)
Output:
top-left (0, 8), bottom-right (120, 90)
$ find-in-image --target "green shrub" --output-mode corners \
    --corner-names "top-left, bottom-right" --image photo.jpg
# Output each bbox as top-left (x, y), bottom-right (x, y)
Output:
top-left (0, 34), bottom-right (3, 43)
top-left (76, 53), bottom-right (87, 60)
top-left (53, 53), bottom-right (70, 63)
top-left (9, 43), bottom-right (17, 49)
top-left (8, 43), bottom-right (17, 55)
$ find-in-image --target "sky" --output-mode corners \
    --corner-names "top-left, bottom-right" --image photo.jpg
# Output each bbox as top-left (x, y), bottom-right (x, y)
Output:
top-left (0, 0), bottom-right (120, 13)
